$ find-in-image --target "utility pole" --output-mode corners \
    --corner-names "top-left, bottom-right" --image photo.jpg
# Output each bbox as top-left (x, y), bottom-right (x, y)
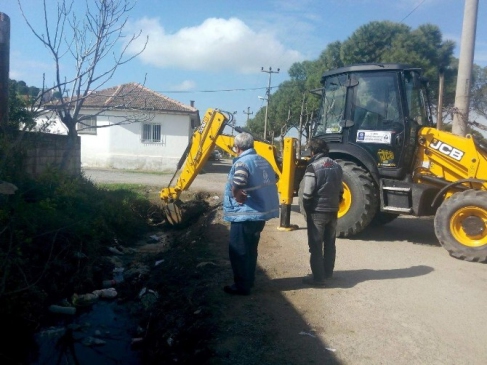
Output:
top-left (452, 0), bottom-right (479, 136)
top-left (298, 93), bottom-right (306, 158)
top-left (230, 111), bottom-right (237, 136)
top-left (261, 67), bottom-right (279, 140)
top-left (0, 13), bottom-right (10, 130)
top-left (243, 107), bottom-right (253, 123)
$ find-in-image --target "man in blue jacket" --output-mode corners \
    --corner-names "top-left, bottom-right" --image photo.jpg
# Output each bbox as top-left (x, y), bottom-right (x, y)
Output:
top-left (222, 132), bottom-right (279, 295)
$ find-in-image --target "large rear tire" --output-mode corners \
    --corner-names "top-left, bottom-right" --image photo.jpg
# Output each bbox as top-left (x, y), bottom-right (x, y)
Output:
top-left (336, 160), bottom-right (378, 237)
top-left (434, 190), bottom-right (487, 263)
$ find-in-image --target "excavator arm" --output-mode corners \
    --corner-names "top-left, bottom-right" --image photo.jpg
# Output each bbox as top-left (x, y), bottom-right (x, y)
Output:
top-left (160, 108), bottom-right (230, 204)
top-left (160, 108), bottom-right (305, 229)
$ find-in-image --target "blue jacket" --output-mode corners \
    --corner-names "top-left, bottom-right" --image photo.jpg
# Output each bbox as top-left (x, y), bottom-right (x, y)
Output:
top-left (223, 148), bottom-right (279, 222)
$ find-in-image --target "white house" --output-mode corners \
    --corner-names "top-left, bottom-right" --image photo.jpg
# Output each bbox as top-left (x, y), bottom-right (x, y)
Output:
top-left (41, 83), bottom-right (200, 171)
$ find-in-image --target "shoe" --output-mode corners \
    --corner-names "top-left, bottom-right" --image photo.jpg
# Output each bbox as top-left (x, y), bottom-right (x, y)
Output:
top-left (302, 275), bottom-right (326, 287)
top-left (223, 284), bottom-right (250, 296)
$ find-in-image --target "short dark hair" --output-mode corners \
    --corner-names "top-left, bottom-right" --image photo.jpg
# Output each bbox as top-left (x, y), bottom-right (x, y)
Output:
top-left (307, 138), bottom-right (329, 155)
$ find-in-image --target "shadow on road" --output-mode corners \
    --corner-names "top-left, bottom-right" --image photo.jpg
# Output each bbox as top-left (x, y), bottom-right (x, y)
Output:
top-left (350, 216), bottom-right (440, 246)
top-left (207, 222), bottom-right (342, 365)
top-left (271, 265), bottom-right (434, 290)
top-left (289, 206), bottom-right (439, 246)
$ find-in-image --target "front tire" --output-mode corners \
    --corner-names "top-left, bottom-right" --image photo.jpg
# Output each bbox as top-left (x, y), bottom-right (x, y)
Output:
top-left (434, 190), bottom-right (487, 263)
top-left (336, 160), bottom-right (378, 237)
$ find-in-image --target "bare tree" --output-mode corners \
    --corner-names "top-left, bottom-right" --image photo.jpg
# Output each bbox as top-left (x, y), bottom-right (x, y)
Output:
top-left (18, 0), bottom-right (148, 168)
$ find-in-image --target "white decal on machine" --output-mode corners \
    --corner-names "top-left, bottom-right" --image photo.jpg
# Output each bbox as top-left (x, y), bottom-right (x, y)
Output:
top-left (429, 139), bottom-right (464, 161)
top-left (356, 130), bottom-right (392, 144)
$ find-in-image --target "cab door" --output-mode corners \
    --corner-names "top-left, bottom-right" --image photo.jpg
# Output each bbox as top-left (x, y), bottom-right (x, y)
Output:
top-left (350, 72), bottom-right (406, 176)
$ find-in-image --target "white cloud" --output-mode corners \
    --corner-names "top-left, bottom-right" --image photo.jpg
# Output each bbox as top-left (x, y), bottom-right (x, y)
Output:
top-left (170, 80), bottom-right (196, 91)
top-left (126, 17), bottom-right (304, 74)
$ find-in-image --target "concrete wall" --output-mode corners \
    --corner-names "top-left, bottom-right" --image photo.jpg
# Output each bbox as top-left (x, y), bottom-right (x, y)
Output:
top-left (20, 132), bottom-right (81, 177)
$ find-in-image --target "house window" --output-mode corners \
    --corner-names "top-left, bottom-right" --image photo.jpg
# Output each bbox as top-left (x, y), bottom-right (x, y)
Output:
top-left (142, 123), bottom-right (162, 143)
top-left (77, 115), bottom-right (97, 135)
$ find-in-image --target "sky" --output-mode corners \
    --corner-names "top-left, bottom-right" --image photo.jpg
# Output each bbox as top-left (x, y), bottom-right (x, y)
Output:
top-left (2, 0), bottom-right (486, 128)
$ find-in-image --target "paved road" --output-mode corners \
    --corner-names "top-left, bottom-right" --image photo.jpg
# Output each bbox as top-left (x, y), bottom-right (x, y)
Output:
top-left (255, 212), bottom-right (487, 364)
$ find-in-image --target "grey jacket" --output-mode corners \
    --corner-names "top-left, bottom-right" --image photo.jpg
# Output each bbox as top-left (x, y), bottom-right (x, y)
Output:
top-left (302, 153), bottom-right (343, 213)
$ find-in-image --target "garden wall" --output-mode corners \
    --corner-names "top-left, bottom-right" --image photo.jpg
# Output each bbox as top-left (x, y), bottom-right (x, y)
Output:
top-left (21, 132), bottom-right (81, 176)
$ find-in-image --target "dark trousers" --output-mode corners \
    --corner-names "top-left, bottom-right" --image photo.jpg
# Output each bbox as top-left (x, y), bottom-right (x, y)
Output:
top-left (306, 212), bottom-right (337, 281)
top-left (229, 220), bottom-right (265, 293)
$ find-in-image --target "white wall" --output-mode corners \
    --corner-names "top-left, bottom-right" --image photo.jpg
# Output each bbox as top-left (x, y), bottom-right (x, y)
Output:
top-left (80, 110), bottom-right (193, 171)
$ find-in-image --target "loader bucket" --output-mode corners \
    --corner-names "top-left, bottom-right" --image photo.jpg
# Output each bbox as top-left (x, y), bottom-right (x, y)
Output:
top-left (162, 200), bottom-right (183, 225)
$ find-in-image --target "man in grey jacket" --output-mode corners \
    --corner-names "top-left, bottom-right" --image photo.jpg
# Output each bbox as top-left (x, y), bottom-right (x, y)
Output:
top-left (301, 138), bottom-right (343, 287)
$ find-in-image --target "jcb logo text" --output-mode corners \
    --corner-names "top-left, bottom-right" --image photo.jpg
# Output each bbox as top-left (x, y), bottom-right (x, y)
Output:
top-left (429, 139), bottom-right (464, 161)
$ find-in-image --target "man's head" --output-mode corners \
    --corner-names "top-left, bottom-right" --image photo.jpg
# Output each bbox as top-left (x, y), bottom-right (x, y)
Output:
top-left (307, 138), bottom-right (329, 156)
top-left (234, 132), bottom-right (254, 154)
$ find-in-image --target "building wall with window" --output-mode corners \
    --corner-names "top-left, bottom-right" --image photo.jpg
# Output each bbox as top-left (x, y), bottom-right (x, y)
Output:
top-left (79, 110), bottom-right (193, 171)
top-left (35, 83), bottom-right (199, 171)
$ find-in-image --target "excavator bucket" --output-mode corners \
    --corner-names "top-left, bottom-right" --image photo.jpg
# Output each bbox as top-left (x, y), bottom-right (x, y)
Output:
top-left (162, 200), bottom-right (183, 225)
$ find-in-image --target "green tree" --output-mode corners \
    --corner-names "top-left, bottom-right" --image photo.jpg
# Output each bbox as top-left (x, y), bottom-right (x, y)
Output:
top-left (340, 21), bottom-right (411, 64)
top-left (471, 65), bottom-right (487, 119)
top-left (254, 21), bottom-right (456, 141)
top-left (468, 64), bottom-right (487, 137)
top-left (8, 80), bottom-right (36, 131)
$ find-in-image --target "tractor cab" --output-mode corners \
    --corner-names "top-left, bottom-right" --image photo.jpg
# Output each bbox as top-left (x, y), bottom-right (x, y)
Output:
top-left (312, 63), bottom-right (434, 180)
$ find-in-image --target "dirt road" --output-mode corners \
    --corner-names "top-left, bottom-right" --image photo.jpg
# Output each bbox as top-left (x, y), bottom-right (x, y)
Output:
top-left (82, 160), bottom-right (231, 193)
top-left (84, 162), bottom-right (487, 365)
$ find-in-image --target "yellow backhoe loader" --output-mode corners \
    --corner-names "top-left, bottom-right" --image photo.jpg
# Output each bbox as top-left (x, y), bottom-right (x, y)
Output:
top-left (161, 63), bottom-right (487, 263)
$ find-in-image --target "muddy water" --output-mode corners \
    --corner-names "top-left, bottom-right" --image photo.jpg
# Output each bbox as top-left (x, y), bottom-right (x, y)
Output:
top-left (32, 300), bottom-right (141, 364)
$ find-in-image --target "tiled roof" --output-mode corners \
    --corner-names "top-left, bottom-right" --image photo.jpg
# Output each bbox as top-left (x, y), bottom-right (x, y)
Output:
top-left (71, 83), bottom-right (198, 113)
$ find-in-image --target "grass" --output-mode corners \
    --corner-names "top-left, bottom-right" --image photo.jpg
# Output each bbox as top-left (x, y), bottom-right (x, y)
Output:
top-left (97, 183), bottom-right (163, 203)
top-left (0, 172), bottom-right (164, 349)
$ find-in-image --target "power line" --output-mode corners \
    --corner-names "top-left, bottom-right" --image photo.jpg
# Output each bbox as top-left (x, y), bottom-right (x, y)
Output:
top-left (154, 86), bottom-right (276, 94)
top-left (400, 0), bottom-right (427, 22)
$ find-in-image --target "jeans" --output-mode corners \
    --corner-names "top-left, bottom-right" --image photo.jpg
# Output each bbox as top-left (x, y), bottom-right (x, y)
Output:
top-left (306, 212), bottom-right (337, 281)
top-left (229, 220), bottom-right (266, 293)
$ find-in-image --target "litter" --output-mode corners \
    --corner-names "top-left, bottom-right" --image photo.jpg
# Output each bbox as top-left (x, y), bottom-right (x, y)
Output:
top-left (102, 267), bottom-right (125, 287)
top-left (138, 287), bottom-right (159, 310)
top-left (149, 235), bottom-right (160, 242)
top-left (113, 267), bottom-right (125, 281)
top-left (196, 261), bottom-right (217, 268)
top-left (82, 336), bottom-right (106, 347)
top-left (107, 246), bottom-right (124, 255)
top-left (48, 305), bottom-right (76, 315)
top-left (71, 293), bottom-right (100, 307)
top-left (92, 288), bottom-right (118, 299)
